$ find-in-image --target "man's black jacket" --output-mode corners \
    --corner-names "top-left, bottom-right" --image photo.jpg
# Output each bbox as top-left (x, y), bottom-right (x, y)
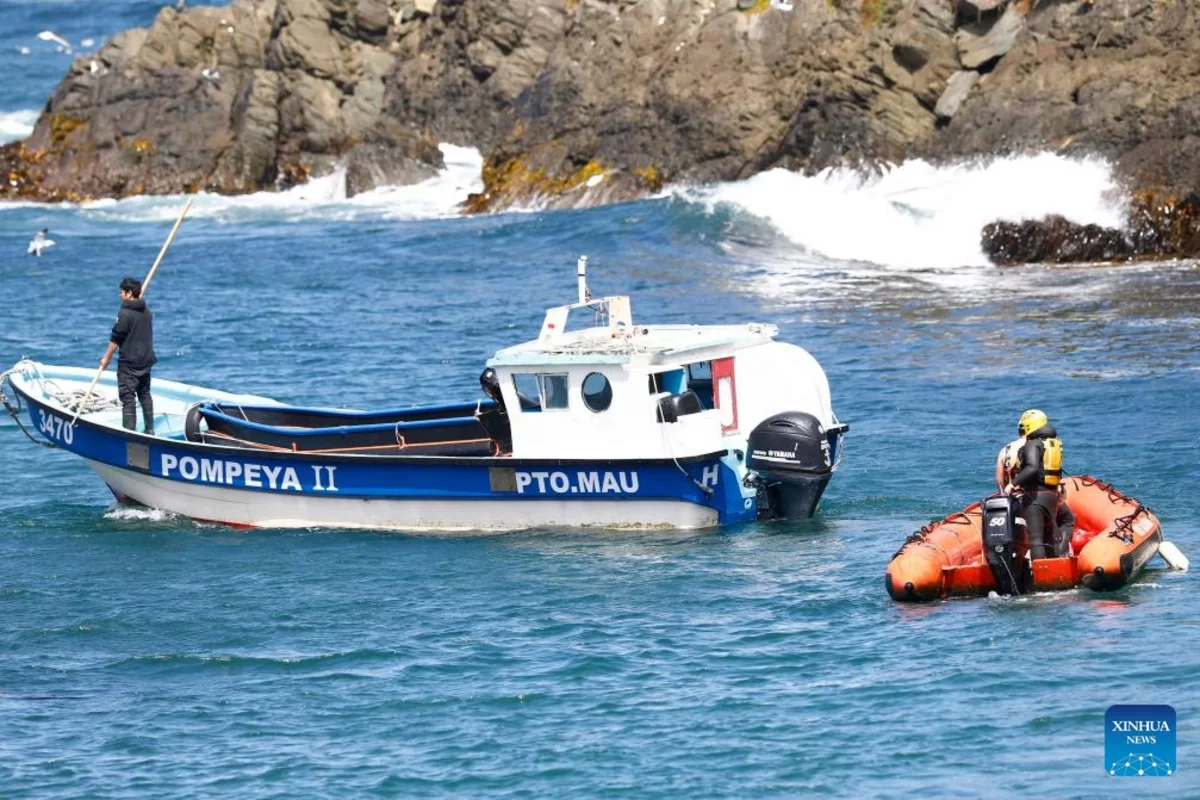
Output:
top-left (111, 298), bottom-right (157, 370)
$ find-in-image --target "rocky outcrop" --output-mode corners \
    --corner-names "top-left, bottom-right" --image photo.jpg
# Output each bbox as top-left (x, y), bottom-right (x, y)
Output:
top-left (982, 193), bottom-right (1200, 265)
top-left (0, 0), bottom-right (442, 201)
top-left (2, 0), bottom-right (1198, 239)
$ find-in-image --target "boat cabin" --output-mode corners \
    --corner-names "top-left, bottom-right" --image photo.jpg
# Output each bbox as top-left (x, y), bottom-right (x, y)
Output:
top-left (485, 289), bottom-right (835, 462)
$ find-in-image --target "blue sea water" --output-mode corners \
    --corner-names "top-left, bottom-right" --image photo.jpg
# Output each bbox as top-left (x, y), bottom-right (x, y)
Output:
top-left (1, 3), bottom-right (1198, 798)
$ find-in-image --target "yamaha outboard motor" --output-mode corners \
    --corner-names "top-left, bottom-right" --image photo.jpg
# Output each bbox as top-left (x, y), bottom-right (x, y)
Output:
top-left (746, 412), bottom-right (834, 520)
top-left (982, 495), bottom-right (1027, 595)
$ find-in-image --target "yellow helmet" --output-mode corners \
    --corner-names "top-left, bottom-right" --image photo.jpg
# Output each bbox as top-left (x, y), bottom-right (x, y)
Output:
top-left (1018, 409), bottom-right (1049, 436)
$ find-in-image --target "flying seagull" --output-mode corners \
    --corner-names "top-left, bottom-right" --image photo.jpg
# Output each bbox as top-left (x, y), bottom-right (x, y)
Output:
top-left (27, 229), bottom-right (56, 257)
top-left (36, 30), bottom-right (72, 54)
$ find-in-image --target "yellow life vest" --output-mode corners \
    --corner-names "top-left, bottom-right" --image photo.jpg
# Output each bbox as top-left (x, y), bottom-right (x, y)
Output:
top-left (1041, 438), bottom-right (1063, 487)
top-left (1013, 437), bottom-right (1063, 488)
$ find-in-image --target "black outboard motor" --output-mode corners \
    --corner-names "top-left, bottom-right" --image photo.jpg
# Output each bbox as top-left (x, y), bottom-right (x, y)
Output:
top-left (746, 411), bottom-right (834, 520)
top-left (477, 368), bottom-right (513, 454)
top-left (982, 494), bottom-right (1028, 595)
top-left (479, 368), bottom-right (504, 405)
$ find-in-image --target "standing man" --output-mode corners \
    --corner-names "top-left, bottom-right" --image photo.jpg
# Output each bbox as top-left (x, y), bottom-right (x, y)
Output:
top-left (99, 277), bottom-right (157, 434)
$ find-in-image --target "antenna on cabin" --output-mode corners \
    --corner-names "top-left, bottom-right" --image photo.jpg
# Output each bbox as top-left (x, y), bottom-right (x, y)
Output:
top-left (577, 255), bottom-right (591, 303)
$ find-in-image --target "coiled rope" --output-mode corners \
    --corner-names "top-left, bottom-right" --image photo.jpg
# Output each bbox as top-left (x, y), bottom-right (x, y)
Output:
top-left (1, 360), bottom-right (120, 449)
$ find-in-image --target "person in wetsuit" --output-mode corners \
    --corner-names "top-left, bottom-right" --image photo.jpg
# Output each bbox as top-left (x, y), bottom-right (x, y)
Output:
top-left (1005, 409), bottom-right (1074, 559)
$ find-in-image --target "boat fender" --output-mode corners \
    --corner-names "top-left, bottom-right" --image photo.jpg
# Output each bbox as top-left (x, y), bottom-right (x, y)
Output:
top-left (183, 403), bottom-right (206, 442)
top-left (982, 495), bottom-right (1027, 595)
top-left (1159, 540), bottom-right (1189, 571)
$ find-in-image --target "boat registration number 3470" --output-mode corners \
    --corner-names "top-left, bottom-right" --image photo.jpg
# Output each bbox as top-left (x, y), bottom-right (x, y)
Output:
top-left (38, 409), bottom-right (74, 445)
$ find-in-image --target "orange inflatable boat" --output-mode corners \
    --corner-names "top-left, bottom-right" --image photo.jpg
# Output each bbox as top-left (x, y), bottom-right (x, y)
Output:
top-left (886, 476), bottom-right (1163, 601)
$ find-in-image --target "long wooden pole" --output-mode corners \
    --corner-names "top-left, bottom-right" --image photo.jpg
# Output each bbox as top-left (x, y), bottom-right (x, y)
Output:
top-left (71, 196), bottom-right (193, 424)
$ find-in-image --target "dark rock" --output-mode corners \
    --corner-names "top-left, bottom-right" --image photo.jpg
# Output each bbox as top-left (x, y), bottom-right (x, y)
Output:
top-left (981, 193), bottom-right (1200, 265)
top-left (983, 217), bottom-right (1130, 265)
top-left (344, 121), bottom-right (443, 197)
top-left (0, 0), bottom-right (441, 202)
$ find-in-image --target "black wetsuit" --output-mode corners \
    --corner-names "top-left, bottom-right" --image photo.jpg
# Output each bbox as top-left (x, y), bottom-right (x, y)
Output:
top-left (111, 298), bottom-right (157, 433)
top-left (1011, 424), bottom-right (1072, 558)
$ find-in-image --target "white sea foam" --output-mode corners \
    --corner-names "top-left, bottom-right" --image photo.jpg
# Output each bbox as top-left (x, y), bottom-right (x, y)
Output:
top-left (0, 109), bottom-right (38, 144)
top-left (678, 153), bottom-right (1127, 270)
top-left (104, 505), bottom-right (178, 523)
top-left (3, 143), bottom-right (484, 223)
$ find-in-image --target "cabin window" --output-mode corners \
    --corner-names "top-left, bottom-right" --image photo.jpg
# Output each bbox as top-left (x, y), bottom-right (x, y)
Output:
top-left (712, 357), bottom-right (738, 433)
top-left (511, 374), bottom-right (542, 412)
top-left (717, 378), bottom-right (735, 427)
top-left (538, 374), bottom-right (570, 410)
top-left (648, 369), bottom-right (687, 395)
top-left (582, 372), bottom-right (613, 412)
top-left (685, 361), bottom-right (714, 409)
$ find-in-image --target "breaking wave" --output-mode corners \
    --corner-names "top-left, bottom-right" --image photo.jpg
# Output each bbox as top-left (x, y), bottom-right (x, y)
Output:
top-left (0, 109), bottom-right (38, 144)
top-left (679, 153), bottom-right (1127, 270)
top-left (1, 144), bottom-right (484, 223)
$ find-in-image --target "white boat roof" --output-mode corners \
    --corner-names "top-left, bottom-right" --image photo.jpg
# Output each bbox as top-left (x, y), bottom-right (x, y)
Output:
top-left (488, 265), bottom-right (779, 369)
top-left (488, 320), bottom-right (779, 368)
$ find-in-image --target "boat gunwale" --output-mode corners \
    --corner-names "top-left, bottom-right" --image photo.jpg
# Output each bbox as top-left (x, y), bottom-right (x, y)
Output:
top-left (10, 379), bottom-right (732, 468)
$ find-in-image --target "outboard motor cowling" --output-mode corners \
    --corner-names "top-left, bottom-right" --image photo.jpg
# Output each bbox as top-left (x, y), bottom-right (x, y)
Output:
top-left (746, 411), bottom-right (834, 520)
top-left (982, 495), bottom-right (1027, 595)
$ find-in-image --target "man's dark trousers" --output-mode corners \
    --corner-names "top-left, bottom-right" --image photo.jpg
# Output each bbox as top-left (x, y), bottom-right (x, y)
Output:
top-left (118, 363), bottom-right (154, 433)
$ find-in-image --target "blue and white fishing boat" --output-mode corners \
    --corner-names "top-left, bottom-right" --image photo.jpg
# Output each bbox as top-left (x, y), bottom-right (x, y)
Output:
top-left (2, 258), bottom-right (847, 531)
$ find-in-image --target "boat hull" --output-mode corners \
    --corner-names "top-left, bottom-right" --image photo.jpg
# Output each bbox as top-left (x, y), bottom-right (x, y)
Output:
top-left (885, 476), bottom-right (1162, 601)
top-left (5, 366), bottom-right (756, 531)
top-left (89, 460), bottom-right (719, 530)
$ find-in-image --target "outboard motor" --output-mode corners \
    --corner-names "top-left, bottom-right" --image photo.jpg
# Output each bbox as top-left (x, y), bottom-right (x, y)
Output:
top-left (477, 368), bottom-right (513, 454)
top-left (982, 495), bottom-right (1028, 595)
top-left (746, 411), bottom-right (834, 520)
top-left (479, 368), bottom-right (504, 405)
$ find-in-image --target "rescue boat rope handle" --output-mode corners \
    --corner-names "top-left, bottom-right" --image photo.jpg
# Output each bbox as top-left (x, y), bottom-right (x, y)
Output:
top-left (71, 196), bottom-right (194, 425)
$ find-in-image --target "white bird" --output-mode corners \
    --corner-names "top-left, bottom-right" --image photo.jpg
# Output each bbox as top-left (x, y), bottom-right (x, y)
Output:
top-left (81, 38), bottom-right (95, 48)
top-left (88, 59), bottom-right (107, 76)
top-left (200, 66), bottom-right (220, 82)
top-left (15, 45), bottom-right (31, 55)
top-left (37, 30), bottom-right (72, 54)
top-left (27, 229), bottom-right (56, 257)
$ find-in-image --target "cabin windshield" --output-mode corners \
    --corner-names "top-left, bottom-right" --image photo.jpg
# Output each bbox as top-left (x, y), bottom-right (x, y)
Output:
top-left (512, 372), bottom-right (570, 412)
top-left (512, 373), bottom-right (541, 412)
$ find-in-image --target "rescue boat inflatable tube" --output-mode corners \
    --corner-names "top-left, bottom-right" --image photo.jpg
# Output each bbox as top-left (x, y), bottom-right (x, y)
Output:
top-left (885, 476), bottom-right (1163, 602)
